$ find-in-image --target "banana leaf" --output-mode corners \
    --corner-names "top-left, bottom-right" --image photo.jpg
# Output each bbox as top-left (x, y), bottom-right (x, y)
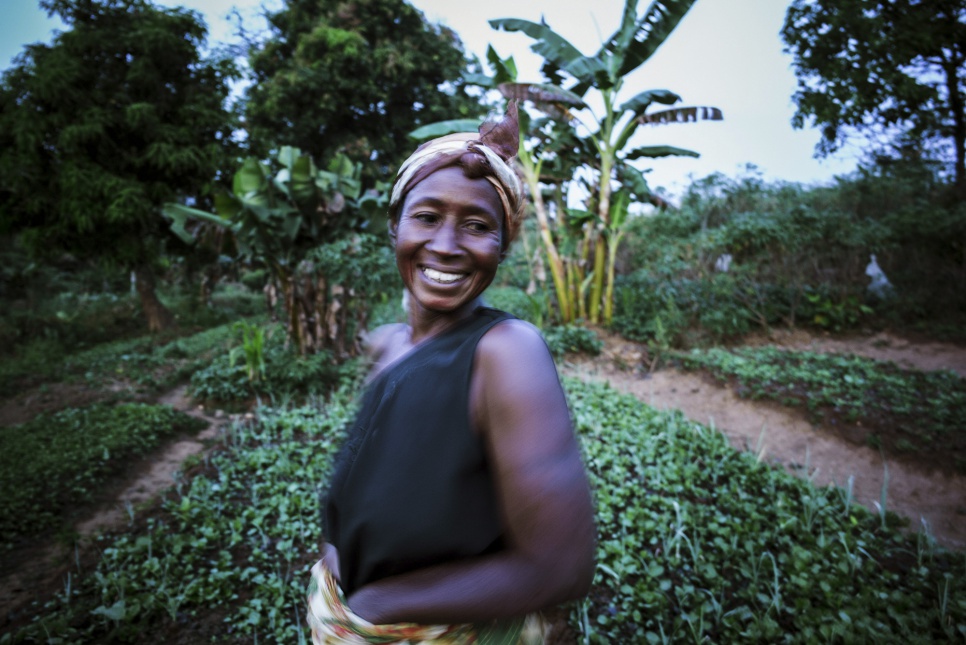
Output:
top-left (638, 106), bottom-right (723, 125)
top-left (625, 145), bottom-right (700, 159)
top-left (619, 89), bottom-right (681, 118)
top-left (611, 0), bottom-right (698, 78)
top-left (162, 203), bottom-right (238, 245)
top-left (233, 158), bottom-right (267, 197)
top-left (489, 18), bottom-right (606, 86)
top-left (408, 119), bottom-right (481, 140)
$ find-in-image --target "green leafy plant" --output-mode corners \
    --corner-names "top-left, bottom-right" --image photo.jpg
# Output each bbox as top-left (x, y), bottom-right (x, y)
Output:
top-left (543, 325), bottom-right (603, 357)
top-left (230, 320), bottom-right (267, 383)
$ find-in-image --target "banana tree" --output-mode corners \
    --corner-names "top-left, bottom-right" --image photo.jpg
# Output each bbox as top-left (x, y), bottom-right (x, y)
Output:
top-left (491, 0), bottom-right (723, 325)
top-left (164, 147), bottom-right (391, 356)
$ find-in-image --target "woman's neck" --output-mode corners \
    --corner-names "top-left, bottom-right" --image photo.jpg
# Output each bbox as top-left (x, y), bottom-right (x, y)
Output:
top-left (406, 297), bottom-right (482, 345)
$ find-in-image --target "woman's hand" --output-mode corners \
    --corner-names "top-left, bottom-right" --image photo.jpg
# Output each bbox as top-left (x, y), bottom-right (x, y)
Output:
top-left (321, 542), bottom-right (341, 583)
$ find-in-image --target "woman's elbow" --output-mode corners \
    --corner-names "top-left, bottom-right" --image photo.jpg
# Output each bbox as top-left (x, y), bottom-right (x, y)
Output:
top-left (568, 541), bottom-right (596, 599)
top-left (544, 534), bottom-right (596, 604)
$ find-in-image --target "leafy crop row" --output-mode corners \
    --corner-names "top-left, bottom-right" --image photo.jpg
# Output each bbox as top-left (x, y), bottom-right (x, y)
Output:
top-left (0, 318), bottom-right (250, 400)
top-left (679, 347), bottom-right (966, 473)
top-left (7, 380), bottom-right (964, 642)
top-left (0, 404), bottom-right (206, 550)
top-left (569, 378), bottom-right (965, 642)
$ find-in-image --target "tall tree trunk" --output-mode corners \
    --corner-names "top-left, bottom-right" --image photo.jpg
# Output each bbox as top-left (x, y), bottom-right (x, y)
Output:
top-left (589, 154), bottom-right (614, 324)
top-left (133, 264), bottom-right (175, 332)
top-left (944, 58), bottom-right (966, 199)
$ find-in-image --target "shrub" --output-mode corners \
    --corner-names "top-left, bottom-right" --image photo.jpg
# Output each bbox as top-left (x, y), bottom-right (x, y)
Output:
top-left (189, 329), bottom-right (357, 405)
top-left (543, 325), bottom-right (603, 357)
top-left (612, 271), bottom-right (754, 347)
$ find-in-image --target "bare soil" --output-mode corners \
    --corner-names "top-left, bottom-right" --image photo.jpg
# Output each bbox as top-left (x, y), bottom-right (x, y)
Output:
top-left (562, 329), bottom-right (966, 550)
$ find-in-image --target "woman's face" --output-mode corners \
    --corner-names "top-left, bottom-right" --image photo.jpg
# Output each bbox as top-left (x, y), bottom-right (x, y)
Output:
top-left (393, 166), bottom-right (504, 317)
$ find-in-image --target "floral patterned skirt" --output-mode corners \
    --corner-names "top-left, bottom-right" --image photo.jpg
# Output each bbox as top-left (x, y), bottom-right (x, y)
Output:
top-left (306, 559), bottom-right (546, 644)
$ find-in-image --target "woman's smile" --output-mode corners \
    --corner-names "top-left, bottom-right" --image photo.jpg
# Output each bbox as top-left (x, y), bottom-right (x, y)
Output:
top-left (420, 266), bottom-right (468, 285)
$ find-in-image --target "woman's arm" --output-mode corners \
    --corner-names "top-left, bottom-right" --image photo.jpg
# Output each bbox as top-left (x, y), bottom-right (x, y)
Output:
top-left (345, 320), bottom-right (596, 624)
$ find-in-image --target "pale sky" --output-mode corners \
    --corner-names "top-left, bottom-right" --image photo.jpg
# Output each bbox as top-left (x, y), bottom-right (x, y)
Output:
top-left (1, 0), bottom-right (859, 198)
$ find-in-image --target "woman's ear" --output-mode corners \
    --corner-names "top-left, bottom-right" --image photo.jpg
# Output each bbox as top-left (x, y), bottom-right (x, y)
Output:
top-left (387, 218), bottom-right (398, 245)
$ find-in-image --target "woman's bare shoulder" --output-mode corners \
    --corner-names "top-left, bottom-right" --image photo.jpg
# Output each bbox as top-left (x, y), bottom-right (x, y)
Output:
top-left (476, 319), bottom-right (559, 390)
top-left (478, 319), bottom-right (551, 363)
top-left (362, 323), bottom-right (408, 362)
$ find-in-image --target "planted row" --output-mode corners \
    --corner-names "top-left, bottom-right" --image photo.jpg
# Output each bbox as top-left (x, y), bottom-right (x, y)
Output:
top-left (679, 347), bottom-right (966, 473)
top-left (569, 377), bottom-right (966, 642)
top-left (4, 398), bottom-right (353, 643)
top-left (0, 403), bottom-right (206, 550)
top-left (7, 380), bottom-right (965, 642)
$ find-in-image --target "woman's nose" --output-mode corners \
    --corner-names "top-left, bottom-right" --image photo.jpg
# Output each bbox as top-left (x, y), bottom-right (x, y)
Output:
top-left (426, 222), bottom-right (461, 255)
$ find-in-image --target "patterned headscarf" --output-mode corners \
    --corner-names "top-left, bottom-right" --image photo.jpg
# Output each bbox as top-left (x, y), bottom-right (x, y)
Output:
top-left (388, 103), bottom-right (525, 248)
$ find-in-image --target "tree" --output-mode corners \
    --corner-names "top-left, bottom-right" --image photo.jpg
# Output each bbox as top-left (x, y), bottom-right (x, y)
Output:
top-left (0, 0), bottom-right (237, 331)
top-left (782, 0), bottom-right (966, 196)
top-left (165, 147), bottom-right (396, 356)
top-left (491, 0), bottom-right (722, 325)
top-left (244, 0), bottom-right (480, 179)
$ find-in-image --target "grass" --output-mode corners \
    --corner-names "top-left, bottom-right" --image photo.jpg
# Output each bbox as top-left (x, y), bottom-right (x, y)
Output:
top-left (5, 378), bottom-right (964, 643)
top-left (678, 347), bottom-right (966, 474)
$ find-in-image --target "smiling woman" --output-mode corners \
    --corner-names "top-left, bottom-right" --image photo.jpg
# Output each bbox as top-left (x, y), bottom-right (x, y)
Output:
top-left (309, 103), bottom-right (597, 644)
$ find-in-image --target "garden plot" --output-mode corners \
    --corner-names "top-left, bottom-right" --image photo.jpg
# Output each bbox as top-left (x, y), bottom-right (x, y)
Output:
top-left (565, 329), bottom-right (966, 549)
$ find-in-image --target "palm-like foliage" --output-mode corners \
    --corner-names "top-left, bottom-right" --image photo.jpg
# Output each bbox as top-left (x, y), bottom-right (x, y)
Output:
top-left (164, 148), bottom-right (391, 356)
top-left (491, 0), bottom-right (723, 324)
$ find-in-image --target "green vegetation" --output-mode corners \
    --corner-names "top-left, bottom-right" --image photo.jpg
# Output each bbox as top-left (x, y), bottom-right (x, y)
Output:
top-left (612, 165), bottom-right (966, 345)
top-left (543, 325), bottom-right (604, 358)
top-left (782, 0), bottom-right (966, 194)
top-left (570, 378), bottom-right (965, 642)
top-left (0, 316), bottom-right (254, 399)
top-left (0, 403), bottom-right (206, 550)
top-left (189, 327), bottom-right (362, 406)
top-left (4, 400), bottom-right (354, 643)
top-left (6, 379), bottom-right (964, 642)
top-left (245, 0), bottom-right (480, 176)
top-left (1, 1), bottom-right (965, 642)
top-left (679, 347), bottom-right (966, 473)
top-left (0, 0), bottom-right (237, 332)
top-left (483, 285), bottom-right (602, 358)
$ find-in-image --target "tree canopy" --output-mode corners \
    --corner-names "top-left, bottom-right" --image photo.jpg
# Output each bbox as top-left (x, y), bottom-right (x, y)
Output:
top-left (244, 0), bottom-right (480, 179)
top-left (781, 0), bottom-right (966, 194)
top-left (0, 0), bottom-right (238, 330)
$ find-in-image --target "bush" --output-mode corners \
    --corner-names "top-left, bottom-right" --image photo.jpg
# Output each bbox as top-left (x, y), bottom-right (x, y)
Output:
top-left (483, 285), bottom-right (551, 326)
top-left (189, 329), bottom-right (359, 405)
top-left (613, 271), bottom-right (754, 347)
top-left (543, 324), bottom-right (603, 357)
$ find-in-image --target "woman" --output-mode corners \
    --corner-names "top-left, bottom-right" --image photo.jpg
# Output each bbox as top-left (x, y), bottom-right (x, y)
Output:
top-left (308, 103), bottom-right (596, 644)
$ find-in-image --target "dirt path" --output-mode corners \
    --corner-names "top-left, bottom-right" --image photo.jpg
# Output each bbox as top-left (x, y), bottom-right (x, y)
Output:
top-left (0, 386), bottom-right (227, 626)
top-left (563, 331), bottom-right (966, 550)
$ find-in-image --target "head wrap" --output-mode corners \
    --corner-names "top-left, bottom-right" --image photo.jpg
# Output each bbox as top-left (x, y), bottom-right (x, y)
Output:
top-left (389, 102), bottom-right (525, 248)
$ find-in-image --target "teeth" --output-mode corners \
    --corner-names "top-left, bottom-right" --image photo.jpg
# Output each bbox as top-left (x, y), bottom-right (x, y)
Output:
top-left (422, 267), bottom-right (466, 284)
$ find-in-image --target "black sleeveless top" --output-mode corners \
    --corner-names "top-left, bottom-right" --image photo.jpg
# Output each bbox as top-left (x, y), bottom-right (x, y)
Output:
top-left (324, 307), bottom-right (514, 595)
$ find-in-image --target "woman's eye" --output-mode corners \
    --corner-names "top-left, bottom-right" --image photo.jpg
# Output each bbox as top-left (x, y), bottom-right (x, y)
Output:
top-left (414, 213), bottom-right (437, 223)
top-left (467, 221), bottom-right (491, 232)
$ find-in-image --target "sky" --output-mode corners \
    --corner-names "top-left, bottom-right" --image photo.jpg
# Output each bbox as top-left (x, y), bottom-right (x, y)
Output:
top-left (0, 0), bottom-right (861, 198)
